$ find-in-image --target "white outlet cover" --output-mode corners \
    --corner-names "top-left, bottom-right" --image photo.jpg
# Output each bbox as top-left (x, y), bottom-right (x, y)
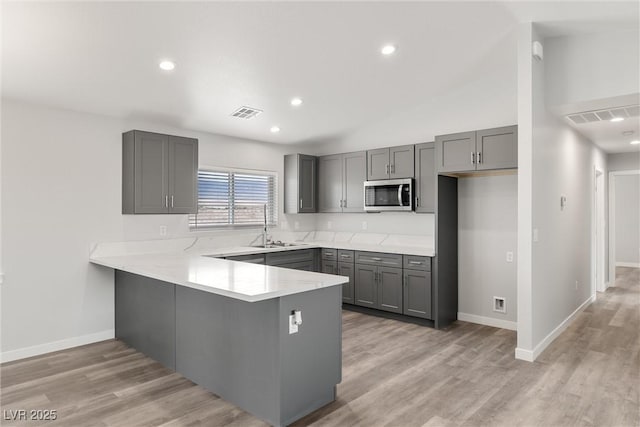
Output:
top-left (533, 228), bottom-right (539, 242)
top-left (506, 251), bottom-right (514, 262)
top-left (289, 315), bottom-right (298, 334)
top-left (159, 225), bottom-right (167, 236)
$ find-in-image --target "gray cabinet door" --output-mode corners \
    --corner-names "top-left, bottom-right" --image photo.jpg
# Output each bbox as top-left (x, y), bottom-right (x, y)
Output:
top-left (342, 151), bottom-right (366, 212)
top-left (403, 270), bottom-right (432, 319)
top-left (476, 125), bottom-right (518, 171)
top-left (367, 148), bottom-right (390, 180)
top-left (299, 155), bottom-right (317, 213)
top-left (168, 136), bottom-right (198, 214)
top-left (354, 264), bottom-right (377, 308)
top-left (435, 131), bottom-right (476, 173)
top-left (321, 259), bottom-right (337, 275)
top-left (318, 154), bottom-right (343, 213)
top-left (415, 142), bottom-right (436, 213)
top-left (389, 145), bottom-right (415, 179)
top-left (338, 262), bottom-right (355, 304)
top-left (377, 266), bottom-right (403, 314)
top-left (134, 131), bottom-right (169, 214)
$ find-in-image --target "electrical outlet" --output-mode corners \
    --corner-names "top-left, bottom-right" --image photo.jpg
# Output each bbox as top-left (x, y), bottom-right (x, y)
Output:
top-left (506, 251), bottom-right (514, 263)
top-left (493, 296), bottom-right (506, 313)
top-left (159, 225), bottom-right (167, 236)
top-left (533, 228), bottom-right (539, 242)
top-left (289, 314), bottom-right (298, 334)
top-left (575, 280), bottom-right (578, 290)
top-left (362, 221), bottom-right (368, 230)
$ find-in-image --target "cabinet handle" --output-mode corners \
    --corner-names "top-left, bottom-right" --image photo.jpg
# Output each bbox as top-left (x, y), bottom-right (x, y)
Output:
top-left (343, 199), bottom-right (347, 208)
top-left (170, 195), bottom-right (174, 208)
top-left (340, 254), bottom-right (350, 258)
top-left (371, 257), bottom-right (382, 261)
top-left (477, 152), bottom-right (482, 164)
top-left (416, 197), bottom-right (419, 207)
top-left (374, 271), bottom-right (378, 282)
top-left (471, 152), bottom-right (475, 164)
top-left (165, 195), bottom-right (169, 208)
top-left (391, 164), bottom-right (395, 174)
top-left (299, 199), bottom-right (303, 209)
top-left (385, 164), bottom-right (389, 174)
top-left (409, 261), bottom-right (422, 265)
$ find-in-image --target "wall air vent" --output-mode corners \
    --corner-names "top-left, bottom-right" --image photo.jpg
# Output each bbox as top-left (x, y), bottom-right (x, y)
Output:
top-left (231, 106), bottom-right (263, 119)
top-left (566, 104), bottom-right (640, 125)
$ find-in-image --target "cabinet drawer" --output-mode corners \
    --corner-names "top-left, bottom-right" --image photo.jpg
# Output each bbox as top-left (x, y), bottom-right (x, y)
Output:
top-left (355, 251), bottom-right (402, 268)
top-left (321, 248), bottom-right (338, 260)
top-left (403, 255), bottom-right (431, 271)
top-left (337, 250), bottom-right (354, 263)
top-left (266, 249), bottom-right (315, 266)
top-left (226, 254), bottom-right (265, 264)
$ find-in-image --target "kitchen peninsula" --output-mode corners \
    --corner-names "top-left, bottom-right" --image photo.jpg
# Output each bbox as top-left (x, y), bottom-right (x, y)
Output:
top-left (90, 250), bottom-right (347, 427)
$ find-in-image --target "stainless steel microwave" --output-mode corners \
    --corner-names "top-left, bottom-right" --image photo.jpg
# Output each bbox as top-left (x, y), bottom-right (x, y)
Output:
top-left (364, 179), bottom-right (413, 212)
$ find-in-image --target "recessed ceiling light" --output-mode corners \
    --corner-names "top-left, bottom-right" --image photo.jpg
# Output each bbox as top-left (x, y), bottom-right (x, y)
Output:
top-left (290, 97), bottom-right (303, 107)
top-left (630, 140), bottom-right (640, 145)
top-left (270, 126), bottom-right (281, 133)
top-left (159, 60), bottom-right (175, 71)
top-left (381, 44), bottom-right (396, 55)
top-left (610, 117), bottom-right (624, 122)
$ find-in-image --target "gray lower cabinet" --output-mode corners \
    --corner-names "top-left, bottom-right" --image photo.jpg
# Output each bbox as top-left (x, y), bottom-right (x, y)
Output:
top-left (403, 255), bottom-right (432, 319)
top-left (377, 266), bottom-right (403, 314)
top-left (367, 145), bottom-right (415, 180)
top-left (321, 259), bottom-right (337, 275)
top-left (226, 254), bottom-right (265, 264)
top-left (123, 130), bottom-right (198, 214)
top-left (285, 154), bottom-right (317, 213)
top-left (318, 151), bottom-right (366, 213)
top-left (321, 249), bottom-right (356, 304)
top-left (354, 264), bottom-right (377, 307)
top-left (414, 142), bottom-right (436, 213)
top-left (338, 262), bottom-right (355, 304)
top-left (435, 125), bottom-right (517, 173)
top-left (266, 249), bottom-right (317, 271)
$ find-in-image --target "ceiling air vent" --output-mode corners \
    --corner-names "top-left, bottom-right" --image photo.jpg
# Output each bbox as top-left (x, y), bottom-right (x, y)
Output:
top-left (231, 106), bottom-right (263, 119)
top-left (567, 104), bottom-right (640, 125)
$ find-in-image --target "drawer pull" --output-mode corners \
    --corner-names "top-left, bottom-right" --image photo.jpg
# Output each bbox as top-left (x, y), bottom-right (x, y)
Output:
top-left (340, 254), bottom-right (350, 258)
top-left (371, 257), bottom-right (382, 261)
top-left (409, 261), bottom-right (423, 265)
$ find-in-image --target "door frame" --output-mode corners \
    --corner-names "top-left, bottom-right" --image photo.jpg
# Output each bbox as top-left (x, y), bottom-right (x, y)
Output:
top-left (593, 168), bottom-right (605, 293)
top-left (608, 169), bottom-right (640, 286)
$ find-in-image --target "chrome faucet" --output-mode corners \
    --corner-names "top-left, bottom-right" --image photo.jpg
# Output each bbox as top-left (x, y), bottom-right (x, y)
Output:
top-left (262, 203), bottom-right (268, 247)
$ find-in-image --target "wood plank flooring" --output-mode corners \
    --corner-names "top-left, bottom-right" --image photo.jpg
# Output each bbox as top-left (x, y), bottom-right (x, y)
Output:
top-left (2, 267), bottom-right (638, 426)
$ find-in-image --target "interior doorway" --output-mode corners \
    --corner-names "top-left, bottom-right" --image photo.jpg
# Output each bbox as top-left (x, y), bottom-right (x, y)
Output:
top-left (608, 169), bottom-right (640, 284)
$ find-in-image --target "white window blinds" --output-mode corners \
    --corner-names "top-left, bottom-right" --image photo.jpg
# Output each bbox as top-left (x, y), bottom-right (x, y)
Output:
top-left (189, 169), bottom-right (277, 229)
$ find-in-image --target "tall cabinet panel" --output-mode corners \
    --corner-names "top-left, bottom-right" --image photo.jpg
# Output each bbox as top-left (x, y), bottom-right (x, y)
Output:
top-left (318, 155), bottom-right (343, 213)
top-left (168, 136), bottom-right (198, 214)
top-left (414, 142), bottom-right (435, 213)
top-left (342, 151), bottom-right (366, 212)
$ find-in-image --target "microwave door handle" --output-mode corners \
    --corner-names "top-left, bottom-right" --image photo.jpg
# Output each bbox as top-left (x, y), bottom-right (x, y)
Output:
top-left (398, 185), bottom-right (403, 206)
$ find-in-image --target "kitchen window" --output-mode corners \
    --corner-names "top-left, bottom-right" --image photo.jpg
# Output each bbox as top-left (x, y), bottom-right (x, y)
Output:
top-left (189, 168), bottom-right (277, 229)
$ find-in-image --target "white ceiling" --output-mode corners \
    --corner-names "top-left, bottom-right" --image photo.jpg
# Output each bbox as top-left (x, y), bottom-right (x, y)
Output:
top-left (2, 1), bottom-right (639, 145)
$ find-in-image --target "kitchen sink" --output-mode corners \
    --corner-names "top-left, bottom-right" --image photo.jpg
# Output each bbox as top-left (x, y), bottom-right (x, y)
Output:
top-left (251, 241), bottom-right (306, 249)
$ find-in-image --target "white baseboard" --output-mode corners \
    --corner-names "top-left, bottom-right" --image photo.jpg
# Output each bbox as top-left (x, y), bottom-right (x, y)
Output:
top-left (1, 329), bottom-right (115, 364)
top-left (457, 312), bottom-right (517, 331)
top-left (616, 262), bottom-right (640, 268)
top-left (515, 294), bottom-right (595, 363)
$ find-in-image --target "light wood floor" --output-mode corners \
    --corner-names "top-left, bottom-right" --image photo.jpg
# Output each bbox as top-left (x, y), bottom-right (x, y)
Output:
top-left (2, 267), bottom-right (638, 427)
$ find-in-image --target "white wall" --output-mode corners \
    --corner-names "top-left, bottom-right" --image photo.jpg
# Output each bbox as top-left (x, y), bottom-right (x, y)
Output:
top-left (544, 29), bottom-right (640, 109)
top-left (516, 25), bottom-right (608, 361)
top-left (615, 174), bottom-right (640, 266)
top-left (0, 99), bottom-right (315, 358)
top-left (458, 174), bottom-right (517, 328)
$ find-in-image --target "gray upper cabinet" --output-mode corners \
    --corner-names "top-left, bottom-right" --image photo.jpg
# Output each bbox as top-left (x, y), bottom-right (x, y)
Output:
top-left (435, 125), bottom-right (517, 173)
top-left (285, 154), bottom-right (317, 213)
top-left (435, 131), bottom-right (477, 173)
top-left (414, 142), bottom-right (436, 213)
top-left (342, 151), bottom-right (366, 212)
top-left (367, 145), bottom-right (415, 180)
top-left (123, 130), bottom-right (198, 214)
top-left (318, 155), bottom-right (344, 213)
top-left (318, 151), bottom-right (366, 213)
top-left (476, 125), bottom-right (518, 171)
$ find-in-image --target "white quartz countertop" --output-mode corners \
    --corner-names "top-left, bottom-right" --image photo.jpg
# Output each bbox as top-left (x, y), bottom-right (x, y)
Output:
top-left (90, 252), bottom-right (348, 302)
